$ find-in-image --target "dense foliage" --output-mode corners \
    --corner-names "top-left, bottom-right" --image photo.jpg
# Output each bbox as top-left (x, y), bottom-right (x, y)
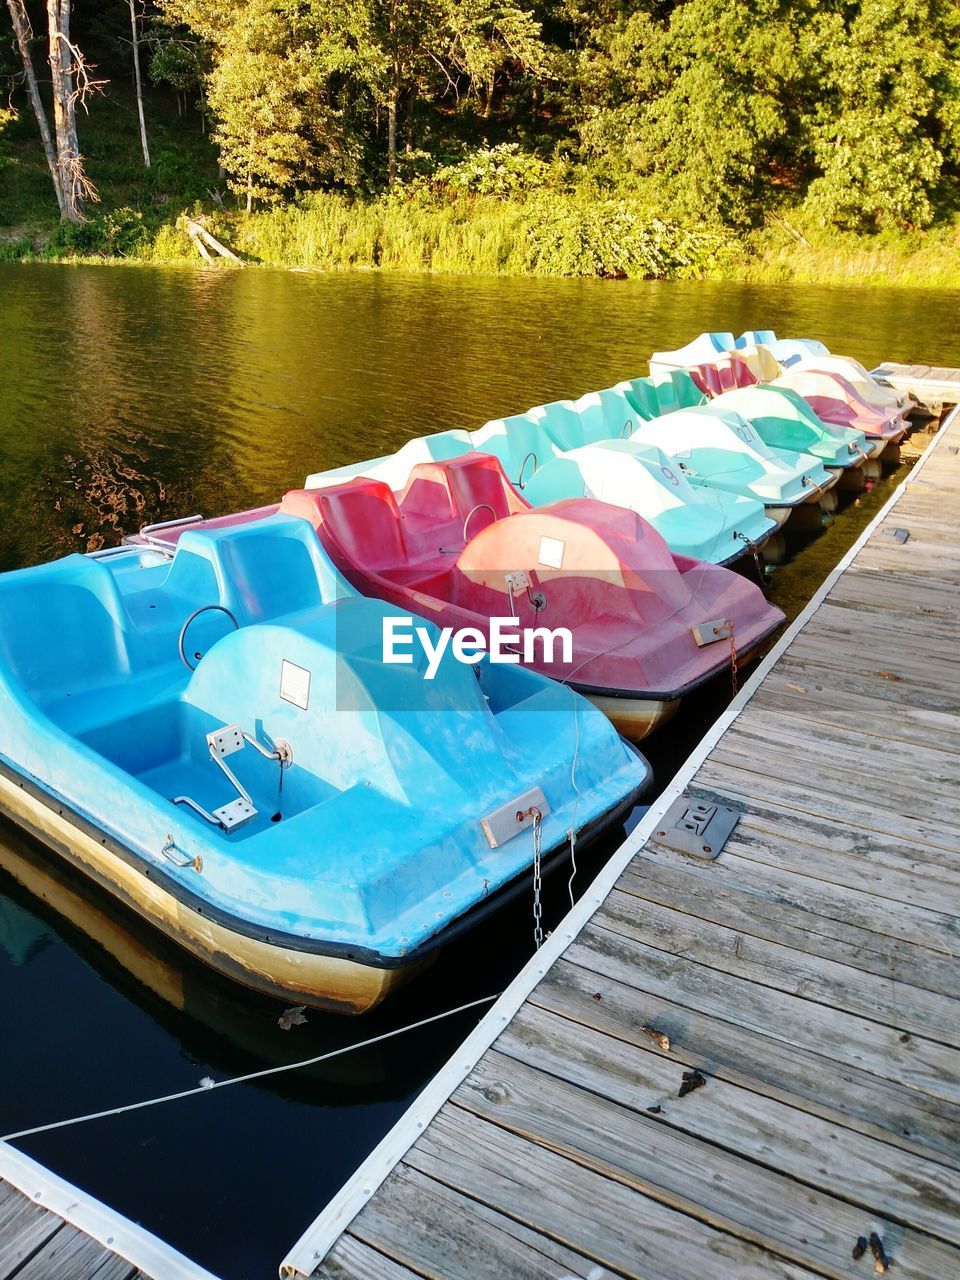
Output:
top-left (2, 0), bottom-right (960, 273)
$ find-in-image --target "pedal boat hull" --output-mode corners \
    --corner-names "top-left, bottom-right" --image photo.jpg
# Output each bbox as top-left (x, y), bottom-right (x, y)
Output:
top-left (0, 753), bottom-right (643, 1014)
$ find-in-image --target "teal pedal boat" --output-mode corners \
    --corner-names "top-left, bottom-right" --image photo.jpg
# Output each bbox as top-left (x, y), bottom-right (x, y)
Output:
top-left (700, 386), bottom-right (877, 470)
top-left (0, 517), bottom-right (649, 1012)
top-left (518, 440), bottom-right (777, 566)
top-left (650, 331), bottom-right (829, 374)
top-left (613, 372), bottom-right (707, 419)
top-left (629, 408), bottom-right (837, 525)
top-left (306, 405), bottom-right (775, 565)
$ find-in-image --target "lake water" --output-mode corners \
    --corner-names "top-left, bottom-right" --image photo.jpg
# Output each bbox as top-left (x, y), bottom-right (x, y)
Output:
top-left (0, 263), bottom-right (955, 1278)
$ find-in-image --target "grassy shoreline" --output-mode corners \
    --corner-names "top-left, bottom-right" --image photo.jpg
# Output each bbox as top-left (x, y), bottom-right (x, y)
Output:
top-left (5, 195), bottom-right (960, 287)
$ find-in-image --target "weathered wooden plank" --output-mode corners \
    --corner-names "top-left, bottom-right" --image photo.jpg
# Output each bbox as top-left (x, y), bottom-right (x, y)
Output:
top-left (319, 1233), bottom-right (427, 1280)
top-left (0, 1192), bottom-right (62, 1278)
top-left (531, 957), bottom-right (960, 1165)
top-left (714, 711), bottom-right (960, 794)
top-left (665, 841), bottom-right (960, 955)
top-left (449, 1060), bottom-right (940, 1280)
top-left (403, 1111), bottom-right (821, 1280)
top-left (696, 755), bottom-right (960, 856)
top-left (698, 788), bottom-right (960, 885)
top-left (596, 889), bottom-right (960, 1049)
top-left (617, 857), bottom-right (958, 992)
top-left (567, 922), bottom-right (960, 1101)
top-left (495, 1005), bottom-right (960, 1242)
top-left (13, 1223), bottom-right (125, 1280)
top-left (85, 1255), bottom-right (139, 1280)
top-left (345, 1162), bottom-right (638, 1280)
top-left (762, 646), bottom-right (960, 714)
top-left (729, 705), bottom-right (960, 780)
top-left (751, 679), bottom-right (960, 757)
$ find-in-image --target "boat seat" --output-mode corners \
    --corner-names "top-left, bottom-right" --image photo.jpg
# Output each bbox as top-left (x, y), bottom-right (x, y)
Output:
top-left (213, 527), bottom-right (327, 621)
top-left (471, 413), bottom-right (558, 481)
top-left (0, 558), bottom-right (131, 710)
top-left (529, 401), bottom-right (585, 451)
top-left (289, 482), bottom-right (409, 572)
top-left (409, 454), bottom-right (523, 524)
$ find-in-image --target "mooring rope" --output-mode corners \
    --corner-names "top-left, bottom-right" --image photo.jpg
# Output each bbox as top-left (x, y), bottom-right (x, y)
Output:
top-left (1, 993), bottom-right (500, 1143)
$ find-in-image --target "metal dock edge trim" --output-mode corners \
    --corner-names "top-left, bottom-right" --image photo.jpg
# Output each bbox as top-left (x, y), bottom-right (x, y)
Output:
top-left (278, 403), bottom-right (958, 1280)
top-left (0, 1142), bottom-right (222, 1280)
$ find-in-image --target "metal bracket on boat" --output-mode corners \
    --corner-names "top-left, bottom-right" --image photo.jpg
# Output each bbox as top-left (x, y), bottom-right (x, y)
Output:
top-left (654, 795), bottom-right (739, 861)
top-left (480, 787), bottom-right (550, 849)
top-left (160, 835), bottom-right (203, 872)
top-left (883, 526), bottom-right (910, 544)
top-left (691, 618), bottom-right (732, 647)
top-left (172, 722), bottom-right (289, 833)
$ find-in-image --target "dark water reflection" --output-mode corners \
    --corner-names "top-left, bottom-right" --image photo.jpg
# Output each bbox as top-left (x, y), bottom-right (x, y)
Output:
top-left (2, 264), bottom-right (958, 570)
top-left (0, 263), bottom-right (953, 1277)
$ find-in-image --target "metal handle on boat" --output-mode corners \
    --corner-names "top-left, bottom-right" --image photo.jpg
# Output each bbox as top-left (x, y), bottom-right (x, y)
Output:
top-left (161, 835), bottom-right (203, 872)
top-left (178, 604), bottom-right (239, 670)
top-left (516, 452), bottom-right (538, 489)
top-left (621, 419), bottom-right (634, 439)
top-left (139, 513), bottom-right (204, 551)
top-left (462, 503), bottom-right (497, 543)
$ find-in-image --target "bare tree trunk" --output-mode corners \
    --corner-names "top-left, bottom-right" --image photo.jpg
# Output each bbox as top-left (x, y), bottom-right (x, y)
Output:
top-left (127, 0), bottom-right (150, 166)
top-left (5, 0), bottom-right (66, 216)
top-left (46, 0), bottom-right (88, 221)
top-left (387, 90), bottom-right (397, 186)
top-left (484, 75), bottom-right (494, 118)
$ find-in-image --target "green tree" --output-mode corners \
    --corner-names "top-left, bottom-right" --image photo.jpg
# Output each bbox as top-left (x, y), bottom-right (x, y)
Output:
top-left (571, 0), bottom-right (811, 225)
top-left (160, 0), bottom-right (360, 204)
top-left (804, 0), bottom-right (960, 230)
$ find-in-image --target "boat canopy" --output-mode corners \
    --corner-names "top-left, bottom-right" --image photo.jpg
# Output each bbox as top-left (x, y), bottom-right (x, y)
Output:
top-left (772, 370), bottom-right (908, 440)
top-left (651, 331), bottom-right (829, 375)
top-left (788, 355), bottom-right (908, 412)
top-left (702, 386), bottom-right (870, 468)
top-left (631, 409), bottom-right (835, 506)
top-left (301, 388), bottom-right (774, 564)
top-left (520, 441), bottom-right (776, 564)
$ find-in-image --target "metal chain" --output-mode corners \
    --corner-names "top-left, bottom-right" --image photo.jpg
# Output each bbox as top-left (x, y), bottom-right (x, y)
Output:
top-left (734, 530), bottom-right (765, 589)
top-left (518, 804), bottom-right (544, 949)
top-left (726, 617), bottom-right (738, 696)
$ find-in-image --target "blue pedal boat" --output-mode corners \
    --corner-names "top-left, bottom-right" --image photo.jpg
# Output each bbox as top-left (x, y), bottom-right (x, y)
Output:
top-left (0, 517), bottom-right (650, 1012)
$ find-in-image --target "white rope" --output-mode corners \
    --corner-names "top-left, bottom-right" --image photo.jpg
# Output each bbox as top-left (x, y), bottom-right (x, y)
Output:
top-left (1, 993), bottom-right (499, 1143)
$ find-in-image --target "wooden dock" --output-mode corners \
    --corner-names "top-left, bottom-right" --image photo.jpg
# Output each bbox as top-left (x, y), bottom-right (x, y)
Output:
top-left (0, 1145), bottom-right (217, 1280)
top-left (872, 361), bottom-right (960, 407)
top-left (284, 398), bottom-right (960, 1279)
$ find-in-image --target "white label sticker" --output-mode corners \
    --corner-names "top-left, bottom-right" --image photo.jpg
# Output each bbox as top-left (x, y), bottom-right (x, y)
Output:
top-left (280, 660), bottom-right (311, 710)
top-left (538, 535), bottom-right (565, 569)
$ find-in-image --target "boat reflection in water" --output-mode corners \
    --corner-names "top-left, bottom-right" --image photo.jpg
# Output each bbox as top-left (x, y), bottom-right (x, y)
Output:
top-left (0, 806), bottom-right (635, 1106)
top-left (0, 817), bottom-right (460, 1101)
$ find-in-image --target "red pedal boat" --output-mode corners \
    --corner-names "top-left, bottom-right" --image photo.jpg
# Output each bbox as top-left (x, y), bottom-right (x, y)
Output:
top-left (277, 455), bottom-right (784, 739)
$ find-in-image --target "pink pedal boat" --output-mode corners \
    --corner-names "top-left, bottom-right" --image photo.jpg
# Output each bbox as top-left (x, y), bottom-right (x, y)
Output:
top-left (772, 369), bottom-right (909, 445)
top-left (277, 455), bottom-right (784, 740)
top-left (686, 351), bottom-right (760, 399)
